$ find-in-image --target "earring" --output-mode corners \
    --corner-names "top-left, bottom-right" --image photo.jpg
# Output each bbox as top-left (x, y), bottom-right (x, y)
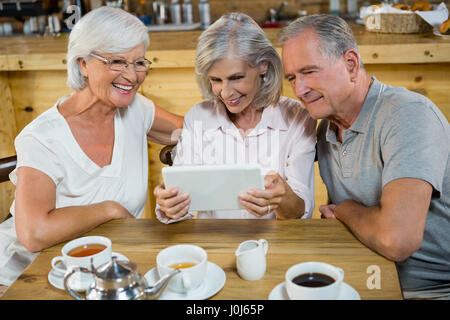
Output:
top-left (262, 74), bottom-right (267, 82)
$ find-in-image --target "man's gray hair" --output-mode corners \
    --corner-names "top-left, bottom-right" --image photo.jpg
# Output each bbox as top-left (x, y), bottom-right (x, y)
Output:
top-left (195, 12), bottom-right (283, 109)
top-left (278, 14), bottom-right (362, 66)
top-left (66, 6), bottom-right (149, 91)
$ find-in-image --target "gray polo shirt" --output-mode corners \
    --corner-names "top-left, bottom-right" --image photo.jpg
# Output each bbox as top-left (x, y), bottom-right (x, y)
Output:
top-left (317, 77), bottom-right (450, 293)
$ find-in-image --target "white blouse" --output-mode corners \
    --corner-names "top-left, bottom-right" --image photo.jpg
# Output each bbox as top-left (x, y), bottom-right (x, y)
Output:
top-left (157, 97), bottom-right (316, 223)
top-left (0, 93), bottom-right (155, 286)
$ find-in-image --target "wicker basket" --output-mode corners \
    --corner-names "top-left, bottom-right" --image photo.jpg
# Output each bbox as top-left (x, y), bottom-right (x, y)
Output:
top-left (363, 13), bottom-right (433, 33)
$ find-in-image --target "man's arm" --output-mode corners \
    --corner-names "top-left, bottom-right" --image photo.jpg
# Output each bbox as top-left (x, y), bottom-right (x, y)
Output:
top-left (334, 177), bottom-right (432, 262)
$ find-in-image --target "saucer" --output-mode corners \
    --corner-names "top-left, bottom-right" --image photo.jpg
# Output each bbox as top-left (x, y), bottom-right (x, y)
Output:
top-left (268, 281), bottom-right (360, 300)
top-left (144, 261), bottom-right (226, 300)
top-left (48, 252), bottom-right (129, 291)
top-left (433, 30), bottom-right (450, 39)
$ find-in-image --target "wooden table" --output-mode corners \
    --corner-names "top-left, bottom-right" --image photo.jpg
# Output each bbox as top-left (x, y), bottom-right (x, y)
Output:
top-left (1, 219), bottom-right (403, 300)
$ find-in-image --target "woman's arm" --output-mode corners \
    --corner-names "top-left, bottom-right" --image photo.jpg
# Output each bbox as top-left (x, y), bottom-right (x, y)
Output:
top-left (14, 167), bottom-right (134, 253)
top-left (147, 104), bottom-right (184, 145)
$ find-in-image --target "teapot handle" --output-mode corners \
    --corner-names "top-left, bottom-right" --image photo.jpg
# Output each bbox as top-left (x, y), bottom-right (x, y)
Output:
top-left (64, 267), bottom-right (91, 300)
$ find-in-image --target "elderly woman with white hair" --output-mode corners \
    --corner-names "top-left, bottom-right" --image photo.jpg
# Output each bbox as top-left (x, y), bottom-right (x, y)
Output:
top-left (154, 13), bottom-right (316, 223)
top-left (0, 7), bottom-right (182, 287)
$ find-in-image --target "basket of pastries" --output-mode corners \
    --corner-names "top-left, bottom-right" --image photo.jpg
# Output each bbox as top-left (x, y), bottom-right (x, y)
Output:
top-left (362, 1), bottom-right (434, 33)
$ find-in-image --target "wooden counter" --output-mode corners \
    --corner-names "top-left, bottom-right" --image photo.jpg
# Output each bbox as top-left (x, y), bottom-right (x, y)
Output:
top-left (1, 24), bottom-right (449, 219)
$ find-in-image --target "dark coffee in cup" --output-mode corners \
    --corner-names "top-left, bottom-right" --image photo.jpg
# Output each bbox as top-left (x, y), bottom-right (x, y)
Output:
top-left (293, 272), bottom-right (335, 288)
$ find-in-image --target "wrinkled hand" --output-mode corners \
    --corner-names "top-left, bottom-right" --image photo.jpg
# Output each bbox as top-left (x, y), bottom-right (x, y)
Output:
top-left (319, 204), bottom-right (336, 219)
top-left (154, 183), bottom-right (191, 220)
top-left (238, 171), bottom-right (286, 217)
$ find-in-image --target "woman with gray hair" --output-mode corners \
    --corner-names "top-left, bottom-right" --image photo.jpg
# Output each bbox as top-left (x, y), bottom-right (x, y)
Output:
top-left (0, 7), bottom-right (182, 287)
top-left (154, 13), bottom-right (316, 223)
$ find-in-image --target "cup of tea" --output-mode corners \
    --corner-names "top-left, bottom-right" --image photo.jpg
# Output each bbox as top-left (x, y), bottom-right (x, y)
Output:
top-left (52, 236), bottom-right (112, 291)
top-left (156, 244), bottom-right (207, 294)
top-left (285, 262), bottom-right (344, 300)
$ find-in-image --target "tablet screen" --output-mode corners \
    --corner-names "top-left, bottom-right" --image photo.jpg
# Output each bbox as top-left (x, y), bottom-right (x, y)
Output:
top-left (162, 164), bottom-right (264, 211)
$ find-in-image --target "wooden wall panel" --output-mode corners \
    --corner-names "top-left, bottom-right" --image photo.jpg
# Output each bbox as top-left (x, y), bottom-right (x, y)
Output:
top-left (365, 63), bottom-right (450, 120)
top-left (8, 71), bottom-right (72, 133)
top-left (0, 72), bottom-right (17, 222)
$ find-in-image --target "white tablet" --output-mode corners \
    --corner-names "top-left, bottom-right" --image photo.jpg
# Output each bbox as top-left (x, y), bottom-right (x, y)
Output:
top-left (162, 164), bottom-right (265, 211)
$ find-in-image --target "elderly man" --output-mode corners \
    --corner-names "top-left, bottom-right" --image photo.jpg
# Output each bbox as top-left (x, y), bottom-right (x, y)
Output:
top-left (279, 14), bottom-right (450, 299)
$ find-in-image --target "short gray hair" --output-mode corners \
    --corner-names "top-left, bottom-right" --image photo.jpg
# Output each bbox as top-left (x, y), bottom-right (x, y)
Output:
top-left (66, 6), bottom-right (149, 91)
top-left (195, 12), bottom-right (283, 109)
top-left (278, 14), bottom-right (362, 66)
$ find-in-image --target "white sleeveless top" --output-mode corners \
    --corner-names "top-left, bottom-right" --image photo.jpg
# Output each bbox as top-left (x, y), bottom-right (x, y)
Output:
top-left (0, 93), bottom-right (155, 285)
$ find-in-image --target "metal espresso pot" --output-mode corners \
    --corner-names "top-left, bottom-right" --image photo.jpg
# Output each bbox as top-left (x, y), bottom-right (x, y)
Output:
top-left (64, 256), bottom-right (179, 300)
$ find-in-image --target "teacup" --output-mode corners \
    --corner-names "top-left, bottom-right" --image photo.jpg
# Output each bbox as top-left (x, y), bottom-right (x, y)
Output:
top-left (157, 244), bottom-right (207, 294)
top-left (285, 262), bottom-right (344, 300)
top-left (52, 236), bottom-right (112, 291)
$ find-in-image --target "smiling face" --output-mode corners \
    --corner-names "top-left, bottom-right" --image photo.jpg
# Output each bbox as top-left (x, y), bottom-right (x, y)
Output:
top-left (207, 54), bottom-right (267, 114)
top-left (79, 43), bottom-right (146, 108)
top-left (282, 29), bottom-right (354, 120)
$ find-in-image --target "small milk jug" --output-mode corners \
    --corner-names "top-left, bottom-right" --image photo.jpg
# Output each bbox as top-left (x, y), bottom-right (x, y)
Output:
top-left (235, 239), bottom-right (268, 281)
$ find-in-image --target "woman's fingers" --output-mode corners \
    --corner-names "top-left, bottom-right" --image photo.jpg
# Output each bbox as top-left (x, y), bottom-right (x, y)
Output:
top-left (239, 194), bottom-right (281, 217)
top-left (154, 184), bottom-right (190, 218)
top-left (163, 196), bottom-right (191, 219)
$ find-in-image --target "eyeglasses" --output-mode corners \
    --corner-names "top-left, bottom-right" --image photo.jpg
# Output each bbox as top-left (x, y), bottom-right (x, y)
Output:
top-left (89, 53), bottom-right (152, 72)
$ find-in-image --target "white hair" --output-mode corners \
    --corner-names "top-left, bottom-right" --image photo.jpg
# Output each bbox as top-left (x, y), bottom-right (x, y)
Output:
top-left (195, 13), bottom-right (283, 110)
top-left (66, 6), bottom-right (149, 91)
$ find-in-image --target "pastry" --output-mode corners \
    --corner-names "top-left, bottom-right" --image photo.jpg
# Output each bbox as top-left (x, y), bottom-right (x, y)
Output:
top-left (439, 19), bottom-right (450, 35)
top-left (392, 3), bottom-right (411, 11)
top-left (411, 1), bottom-right (431, 11)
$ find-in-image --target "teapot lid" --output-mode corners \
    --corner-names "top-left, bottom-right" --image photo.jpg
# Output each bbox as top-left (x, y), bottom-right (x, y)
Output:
top-left (86, 256), bottom-right (149, 299)
top-left (94, 256), bottom-right (137, 281)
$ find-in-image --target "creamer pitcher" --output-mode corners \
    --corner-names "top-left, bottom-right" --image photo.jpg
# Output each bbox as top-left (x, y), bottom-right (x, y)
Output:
top-left (235, 239), bottom-right (268, 281)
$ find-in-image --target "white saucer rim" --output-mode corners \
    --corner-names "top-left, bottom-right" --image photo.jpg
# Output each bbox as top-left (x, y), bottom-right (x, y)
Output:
top-left (48, 268), bottom-right (65, 290)
top-left (433, 30), bottom-right (450, 38)
top-left (144, 261), bottom-right (226, 300)
top-left (268, 281), bottom-right (360, 300)
top-left (47, 251), bottom-right (129, 291)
